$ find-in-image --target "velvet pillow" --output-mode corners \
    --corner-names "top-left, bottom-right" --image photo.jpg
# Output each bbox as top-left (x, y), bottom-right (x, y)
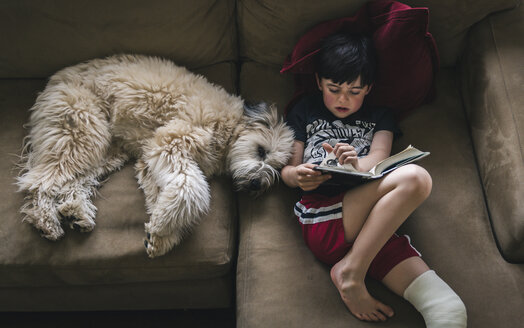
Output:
top-left (281, 0), bottom-right (439, 120)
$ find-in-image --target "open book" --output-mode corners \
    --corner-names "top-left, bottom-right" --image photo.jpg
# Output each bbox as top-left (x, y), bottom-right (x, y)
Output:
top-left (314, 145), bottom-right (430, 186)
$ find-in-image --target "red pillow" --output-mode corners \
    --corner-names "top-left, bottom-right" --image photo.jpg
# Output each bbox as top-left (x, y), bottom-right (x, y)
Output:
top-left (281, 0), bottom-right (439, 120)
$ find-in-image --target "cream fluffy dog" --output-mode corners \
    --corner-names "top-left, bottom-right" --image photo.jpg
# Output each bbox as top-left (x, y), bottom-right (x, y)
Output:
top-left (17, 54), bottom-right (294, 257)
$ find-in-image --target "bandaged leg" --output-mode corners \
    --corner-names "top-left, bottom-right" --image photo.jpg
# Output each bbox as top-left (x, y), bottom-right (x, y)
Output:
top-left (403, 270), bottom-right (467, 328)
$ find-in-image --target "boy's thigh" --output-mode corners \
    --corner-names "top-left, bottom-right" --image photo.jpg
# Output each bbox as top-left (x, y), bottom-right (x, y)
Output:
top-left (342, 180), bottom-right (384, 242)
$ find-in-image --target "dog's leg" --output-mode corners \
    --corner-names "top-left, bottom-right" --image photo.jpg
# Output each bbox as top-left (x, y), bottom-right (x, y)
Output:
top-left (135, 158), bottom-right (159, 215)
top-left (56, 177), bottom-right (99, 232)
top-left (17, 83), bottom-right (112, 239)
top-left (57, 145), bottom-right (129, 232)
top-left (142, 156), bottom-right (210, 258)
top-left (138, 123), bottom-right (212, 258)
top-left (21, 191), bottom-right (64, 240)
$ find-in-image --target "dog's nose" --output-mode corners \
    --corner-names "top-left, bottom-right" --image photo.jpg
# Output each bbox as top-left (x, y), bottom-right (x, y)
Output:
top-left (249, 179), bottom-right (261, 191)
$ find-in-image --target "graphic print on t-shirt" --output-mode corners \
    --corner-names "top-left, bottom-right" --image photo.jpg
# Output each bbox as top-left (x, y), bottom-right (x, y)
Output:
top-left (303, 118), bottom-right (375, 164)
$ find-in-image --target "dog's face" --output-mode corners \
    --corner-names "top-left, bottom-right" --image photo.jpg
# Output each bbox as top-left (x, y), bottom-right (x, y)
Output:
top-left (228, 103), bottom-right (295, 196)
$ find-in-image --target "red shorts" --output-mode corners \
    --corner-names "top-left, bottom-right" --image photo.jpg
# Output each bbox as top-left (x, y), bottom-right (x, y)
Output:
top-left (295, 192), bottom-right (421, 281)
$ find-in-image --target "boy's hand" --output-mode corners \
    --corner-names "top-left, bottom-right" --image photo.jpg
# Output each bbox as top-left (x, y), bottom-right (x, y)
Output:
top-left (323, 143), bottom-right (360, 171)
top-left (294, 163), bottom-right (331, 191)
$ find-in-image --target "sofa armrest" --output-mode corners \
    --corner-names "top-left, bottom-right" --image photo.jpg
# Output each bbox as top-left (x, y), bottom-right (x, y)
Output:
top-left (460, 4), bottom-right (524, 262)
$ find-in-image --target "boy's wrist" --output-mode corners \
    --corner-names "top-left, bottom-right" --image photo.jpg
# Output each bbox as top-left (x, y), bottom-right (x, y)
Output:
top-left (281, 165), bottom-right (299, 188)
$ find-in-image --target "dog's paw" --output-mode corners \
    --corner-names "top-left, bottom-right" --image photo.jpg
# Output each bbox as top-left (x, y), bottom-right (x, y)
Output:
top-left (63, 216), bottom-right (96, 233)
top-left (144, 232), bottom-right (178, 258)
top-left (39, 222), bottom-right (65, 241)
top-left (21, 195), bottom-right (64, 240)
top-left (58, 200), bottom-right (96, 233)
top-left (24, 215), bottom-right (65, 241)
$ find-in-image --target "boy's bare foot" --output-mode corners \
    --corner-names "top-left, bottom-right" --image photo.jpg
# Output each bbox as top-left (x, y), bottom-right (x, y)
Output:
top-left (330, 260), bottom-right (394, 322)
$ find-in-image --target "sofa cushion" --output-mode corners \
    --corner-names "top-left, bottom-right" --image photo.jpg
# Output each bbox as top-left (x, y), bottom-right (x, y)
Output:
top-left (401, 0), bottom-right (518, 66)
top-left (280, 0), bottom-right (439, 119)
top-left (460, 5), bottom-right (524, 262)
top-left (0, 0), bottom-right (237, 78)
top-left (0, 63), bottom-right (238, 310)
top-left (238, 0), bottom-right (368, 68)
top-left (238, 0), bottom-right (517, 68)
top-left (236, 68), bottom-right (524, 327)
top-left (239, 61), bottom-right (295, 114)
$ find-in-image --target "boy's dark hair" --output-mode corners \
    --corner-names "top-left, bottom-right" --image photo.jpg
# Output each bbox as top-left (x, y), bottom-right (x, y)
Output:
top-left (315, 33), bottom-right (377, 87)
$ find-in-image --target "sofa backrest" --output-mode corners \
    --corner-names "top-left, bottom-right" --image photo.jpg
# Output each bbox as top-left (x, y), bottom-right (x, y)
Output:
top-left (0, 0), bottom-right (237, 78)
top-left (2, 0), bottom-right (518, 79)
top-left (237, 0), bottom-right (518, 68)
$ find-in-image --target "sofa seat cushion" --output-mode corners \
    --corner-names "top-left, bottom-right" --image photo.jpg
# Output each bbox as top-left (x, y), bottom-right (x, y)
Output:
top-left (1, 164), bottom-right (236, 287)
top-left (236, 67), bottom-right (524, 327)
top-left (0, 64), bottom-right (238, 309)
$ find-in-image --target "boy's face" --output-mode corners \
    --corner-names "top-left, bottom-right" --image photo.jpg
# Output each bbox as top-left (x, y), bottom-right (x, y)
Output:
top-left (316, 75), bottom-right (372, 119)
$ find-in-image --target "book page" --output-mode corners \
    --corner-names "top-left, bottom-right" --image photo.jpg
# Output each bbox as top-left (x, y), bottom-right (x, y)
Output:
top-left (319, 152), bottom-right (359, 172)
top-left (370, 145), bottom-right (427, 175)
top-left (317, 145), bottom-right (429, 178)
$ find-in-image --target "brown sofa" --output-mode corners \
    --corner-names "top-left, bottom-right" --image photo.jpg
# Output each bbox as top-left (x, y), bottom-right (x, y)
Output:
top-left (1, 0), bottom-right (523, 327)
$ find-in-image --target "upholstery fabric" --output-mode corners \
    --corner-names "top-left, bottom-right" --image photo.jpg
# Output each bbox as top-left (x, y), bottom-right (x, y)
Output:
top-left (460, 4), bottom-right (524, 262)
top-left (0, 0), bottom-right (237, 78)
top-left (239, 62), bottom-right (295, 113)
top-left (401, 0), bottom-right (518, 66)
top-left (280, 0), bottom-right (439, 119)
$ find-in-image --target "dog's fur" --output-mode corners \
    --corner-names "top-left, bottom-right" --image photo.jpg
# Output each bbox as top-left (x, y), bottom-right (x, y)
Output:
top-left (17, 54), bottom-right (294, 257)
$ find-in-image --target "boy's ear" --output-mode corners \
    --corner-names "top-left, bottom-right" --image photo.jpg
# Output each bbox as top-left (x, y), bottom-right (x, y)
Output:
top-left (365, 83), bottom-right (373, 95)
top-left (315, 73), bottom-right (322, 90)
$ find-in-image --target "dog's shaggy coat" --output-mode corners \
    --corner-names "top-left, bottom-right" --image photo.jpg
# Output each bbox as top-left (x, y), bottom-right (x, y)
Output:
top-left (17, 54), bottom-right (294, 257)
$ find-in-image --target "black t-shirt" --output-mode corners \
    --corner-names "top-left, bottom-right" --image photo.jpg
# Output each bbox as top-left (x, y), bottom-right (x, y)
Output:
top-left (286, 92), bottom-right (399, 194)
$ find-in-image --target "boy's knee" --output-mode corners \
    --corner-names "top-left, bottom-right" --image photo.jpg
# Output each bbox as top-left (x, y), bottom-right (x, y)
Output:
top-left (397, 165), bottom-right (432, 199)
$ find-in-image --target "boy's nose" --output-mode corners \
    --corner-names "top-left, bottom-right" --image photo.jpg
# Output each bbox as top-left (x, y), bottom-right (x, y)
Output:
top-left (338, 93), bottom-right (349, 102)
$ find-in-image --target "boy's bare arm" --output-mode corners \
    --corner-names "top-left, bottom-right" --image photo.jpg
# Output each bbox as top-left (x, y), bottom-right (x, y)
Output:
top-left (354, 130), bottom-right (393, 172)
top-left (322, 130), bottom-right (393, 172)
top-left (281, 140), bottom-right (331, 190)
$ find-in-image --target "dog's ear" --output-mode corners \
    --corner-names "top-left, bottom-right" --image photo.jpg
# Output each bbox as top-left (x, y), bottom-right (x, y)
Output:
top-left (243, 102), bottom-right (280, 127)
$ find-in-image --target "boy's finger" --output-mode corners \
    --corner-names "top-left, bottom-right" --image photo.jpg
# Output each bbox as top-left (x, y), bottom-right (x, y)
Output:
top-left (299, 168), bottom-right (321, 176)
top-left (322, 143), bottom-right (334, 153)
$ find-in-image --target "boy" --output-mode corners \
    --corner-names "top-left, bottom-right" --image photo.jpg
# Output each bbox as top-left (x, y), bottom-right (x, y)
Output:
top-left (281, 34), bottom-right (467, 326)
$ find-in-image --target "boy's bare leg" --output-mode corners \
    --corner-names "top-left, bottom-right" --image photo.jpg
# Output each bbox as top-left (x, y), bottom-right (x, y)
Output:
top-left (382, 256), bottom-right (430, 296)
top-left (330, 164), bottom-right (432, 322)
top-left (384, 257), bottom-right (467, 328)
